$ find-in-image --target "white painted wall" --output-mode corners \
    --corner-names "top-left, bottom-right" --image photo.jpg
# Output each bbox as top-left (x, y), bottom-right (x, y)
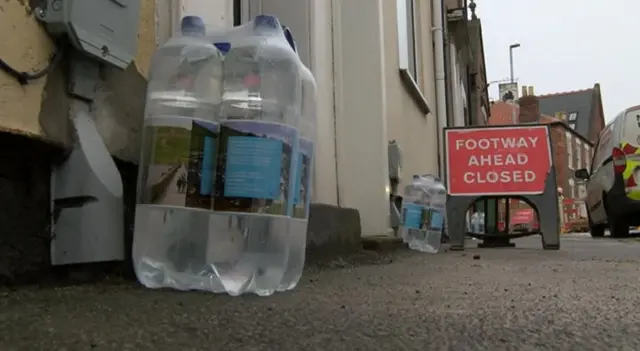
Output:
top-left (383, 0), bottom-right (439, 190)
top-left (166, 0), bottom-right (442, 237)
top-left (333, 0), bottom-right (390, 236)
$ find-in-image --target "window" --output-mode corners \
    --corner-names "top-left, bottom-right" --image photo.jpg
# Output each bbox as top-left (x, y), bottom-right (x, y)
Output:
top-left (568, 112), bottom-right (578, 121)
top-left (576, 139), bottom-right (582, 168)
top-left (585, 145), bottom-right (591, 171)
top-left (568, 178), bottom-right (575, 199)
top-left (396, 0), bottom-right (429, 113)
top-left (566, 132), bottom-right (573, 169)
top-left (579, 184), bottom-right (587, 199)
top-left (233, 0), bottom-right (242, 26)
top-left (569, 122), bottom-right (576, 129)
top-left (397, 0), bottom-right (418, 82)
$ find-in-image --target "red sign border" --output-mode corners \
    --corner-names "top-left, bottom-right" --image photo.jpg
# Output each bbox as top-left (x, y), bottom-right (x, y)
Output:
top-left (444, 125), bottom-right (553, 196)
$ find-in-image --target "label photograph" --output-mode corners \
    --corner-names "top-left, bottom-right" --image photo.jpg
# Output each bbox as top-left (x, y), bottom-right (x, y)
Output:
top-left (214, 120), bottom-right (297, 216)
top-left (143, 117), bottom-right (218, 210)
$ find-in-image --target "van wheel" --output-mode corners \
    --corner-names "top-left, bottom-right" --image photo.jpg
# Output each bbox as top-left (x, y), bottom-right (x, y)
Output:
top-left (587, 211), bottom-right (605, 237)
top-left (603, 193), bottom-right (629, 238)
top-left (589, 222), bottom-right (606, 237)
top-left (608, 215), bottom-right (630, 238)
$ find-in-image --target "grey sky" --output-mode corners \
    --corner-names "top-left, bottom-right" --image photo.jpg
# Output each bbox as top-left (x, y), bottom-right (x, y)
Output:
top-left (477, 0), bottom-right (639, 121)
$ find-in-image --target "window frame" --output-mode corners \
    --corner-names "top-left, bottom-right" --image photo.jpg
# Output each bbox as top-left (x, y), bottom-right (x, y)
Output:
top-left (566, 132), bottom-right (573, 170)
top-left (568, 111), bottom-right (578, 121)
top-left (578, 183), bottom-right (586, 200)
top-left (576, 139), bottom-right (582, 168)
top-left (396, 0), bottom-right (430, 114)
top-left (585, 144), bottom-right (591, 171)
top-left (568, 178), bottom-right (575, 199)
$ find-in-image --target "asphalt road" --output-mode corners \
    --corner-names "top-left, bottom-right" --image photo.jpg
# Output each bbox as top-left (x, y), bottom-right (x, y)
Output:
top-left (3, 234), bottom-right (640, 350)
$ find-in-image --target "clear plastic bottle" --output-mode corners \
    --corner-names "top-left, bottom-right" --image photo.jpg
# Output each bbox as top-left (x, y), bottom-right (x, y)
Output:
top-left (207, 15), bottom-right (303, 296)
top-left (144, 16), bottom-right (224, 119)
top-left (133, 16), bottom-right (226, 292)
top-left (278, 27), bottom-right (316, 292)
top-left (400, 175), bottom-right (446, 253)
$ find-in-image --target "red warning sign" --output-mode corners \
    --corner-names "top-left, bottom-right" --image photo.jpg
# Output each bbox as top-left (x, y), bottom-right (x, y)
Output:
top-left (445, 126), bottom-right (552, 196)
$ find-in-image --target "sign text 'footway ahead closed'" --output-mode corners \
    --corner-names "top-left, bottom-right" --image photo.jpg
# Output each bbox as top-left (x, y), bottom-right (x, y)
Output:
top-left (445, 125), bottom-right (552, 196)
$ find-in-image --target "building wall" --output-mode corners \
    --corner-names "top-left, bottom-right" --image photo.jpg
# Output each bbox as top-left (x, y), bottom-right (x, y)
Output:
top-left (0, 0), bottom-right (156, 162)
top-left (468, 18), bottom-right (489, 125)
top-left (0, 0), bottom-right (156, 279)
top-left (590, 89), bottom-right (606, 143)
top-left (537, 118), bottom-right (593, 201)
top-left (382, 0), bottom-right (439, 190)
top-left (0, 0), bottom-right (445, 244)
top-left (490, 100), bottom-right (594, 201)
top-left (224, 0), bottom-right (441, 235)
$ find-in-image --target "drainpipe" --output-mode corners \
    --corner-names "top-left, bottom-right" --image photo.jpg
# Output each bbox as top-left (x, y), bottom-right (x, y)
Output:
top-left (433, 0), bottom-right (447, 179)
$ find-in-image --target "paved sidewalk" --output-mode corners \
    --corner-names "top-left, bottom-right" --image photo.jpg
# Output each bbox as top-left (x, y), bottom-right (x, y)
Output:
top-left (3, 235), bottom-right (640, 350)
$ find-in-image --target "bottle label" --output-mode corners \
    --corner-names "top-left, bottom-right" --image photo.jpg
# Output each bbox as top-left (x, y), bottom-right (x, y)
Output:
top-left (139, 116), bottom-right (218, 210)
top-left (402, 203), bottom-right (425, 230)
top-left (429, 210), bottom-right (444, 231)
top-left (292, 138), bottom-right (313, 218)
top-left (213, 120), bottom-right (297, 216)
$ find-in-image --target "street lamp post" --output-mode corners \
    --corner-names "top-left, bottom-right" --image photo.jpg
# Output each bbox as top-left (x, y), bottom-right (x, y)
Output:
top-left (508, 44), bottom-right (520, 126)
top-left (505, 43), bottom-right (520, 236)
top-left (509, 43), bottom-right (520, 84)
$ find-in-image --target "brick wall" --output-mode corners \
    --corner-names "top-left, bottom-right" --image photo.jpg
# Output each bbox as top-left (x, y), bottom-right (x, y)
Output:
top-left (548, 122), bottom-right (593, 200)
top-left (539, 116), bottom-right (567, 197)
top-left (589, 86), bottom-right (606, 143)
top-left (488, 94), bottom-right (595, 218)
top-left (488, 101), bottom-right (519, 125)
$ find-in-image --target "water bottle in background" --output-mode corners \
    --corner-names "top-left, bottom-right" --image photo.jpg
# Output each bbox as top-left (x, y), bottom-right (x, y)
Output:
top-left (400, 175), bottom-right (445, 253)
top-left (133, 15), bottom-right (225, 292)
top-left (208, 15), bottom-right (303, 296)
top-left (278, 27), bottom-right (316, 292)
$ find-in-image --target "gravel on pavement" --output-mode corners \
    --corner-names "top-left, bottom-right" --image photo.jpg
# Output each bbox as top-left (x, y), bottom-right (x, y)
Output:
top-left (2, 234), bottom-right (640, 350)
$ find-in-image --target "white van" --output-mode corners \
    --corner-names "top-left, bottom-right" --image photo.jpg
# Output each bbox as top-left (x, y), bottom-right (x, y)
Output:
top-left (575, 105), bottom-right (640, 237)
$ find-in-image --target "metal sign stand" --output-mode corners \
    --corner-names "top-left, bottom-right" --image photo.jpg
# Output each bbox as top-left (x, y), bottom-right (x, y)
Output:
top-left (444, 124), bottom-right (560, 251)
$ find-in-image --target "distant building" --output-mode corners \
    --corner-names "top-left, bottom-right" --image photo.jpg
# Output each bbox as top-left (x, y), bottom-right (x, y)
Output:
top-left (489, 86), bottom-right (595, 203)
top-left (537, 84), bottom-right (606, 143)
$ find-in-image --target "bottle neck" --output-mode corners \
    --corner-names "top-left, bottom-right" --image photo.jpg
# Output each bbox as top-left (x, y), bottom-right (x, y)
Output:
top-left (181, 29), bottom-right (205, 37)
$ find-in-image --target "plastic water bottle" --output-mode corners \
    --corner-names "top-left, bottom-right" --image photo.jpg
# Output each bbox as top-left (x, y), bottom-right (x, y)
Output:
top-left (428, 178), bottom-right (446, 248)
top-left (208, 15), bottom-right (303, 296)
top-left (400, 175), bottom-right (446, 253)
top-left (278, 27), bottom-right (315, 292)
top-left (144, 16), bottom-right (224, 119)
top-left (133, 16), bottom-right (226, 292)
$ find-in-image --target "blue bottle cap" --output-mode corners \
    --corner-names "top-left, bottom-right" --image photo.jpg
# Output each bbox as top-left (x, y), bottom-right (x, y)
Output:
top-left (254, 15), bottom-right (280, 29)
top-left (214, 42), bottom-right (231, 54)
top-left (181, 16), bottom-right (206, 35)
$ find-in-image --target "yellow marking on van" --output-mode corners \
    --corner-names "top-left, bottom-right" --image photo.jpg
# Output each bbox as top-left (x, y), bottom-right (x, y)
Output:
top-left (621, 141), bottom-right (640, 200)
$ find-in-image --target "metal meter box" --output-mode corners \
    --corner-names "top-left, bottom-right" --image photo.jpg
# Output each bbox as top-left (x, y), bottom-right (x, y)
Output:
top-left (35, 0), bottom-right (141, 69)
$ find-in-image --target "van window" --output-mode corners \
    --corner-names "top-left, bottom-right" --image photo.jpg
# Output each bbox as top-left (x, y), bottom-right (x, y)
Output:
top-left (622, 108), bottom-right (640, 145)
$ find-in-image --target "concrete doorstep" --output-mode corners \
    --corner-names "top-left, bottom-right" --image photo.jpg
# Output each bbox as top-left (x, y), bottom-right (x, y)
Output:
top-left (361, 235), bottom-right (404, 252)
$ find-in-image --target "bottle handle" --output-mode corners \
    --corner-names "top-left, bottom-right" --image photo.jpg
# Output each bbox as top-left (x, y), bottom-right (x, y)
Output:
top-left (282, 25), bottom-right (297, 53)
